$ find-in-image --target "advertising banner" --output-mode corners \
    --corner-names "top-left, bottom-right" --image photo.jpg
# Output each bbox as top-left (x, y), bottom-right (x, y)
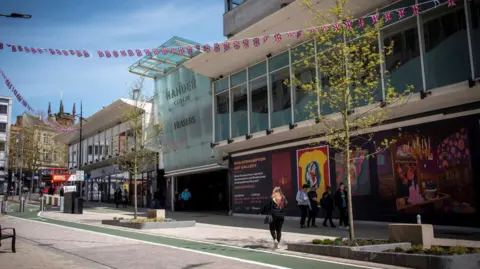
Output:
top-left (296, 146), bottom-right (330, 199)
top-left (231, 154), bottom-right (271, 214)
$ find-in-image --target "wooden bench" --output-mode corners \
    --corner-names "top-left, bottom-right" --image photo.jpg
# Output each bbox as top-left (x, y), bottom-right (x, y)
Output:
top-left (0, 225), bottom-right (16, 253)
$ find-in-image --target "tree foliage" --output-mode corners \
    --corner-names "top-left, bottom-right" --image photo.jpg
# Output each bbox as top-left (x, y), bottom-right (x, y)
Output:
top-left (110, 78), bottom-right (163, 218)
top-left (291, 0), bottom-right (412, 239)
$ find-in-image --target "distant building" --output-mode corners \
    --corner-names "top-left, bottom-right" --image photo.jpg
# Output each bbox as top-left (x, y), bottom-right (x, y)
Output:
top-left (0, 96), bottom-right (12, 194)
top-left (9, 100), bottom-right (72, 191)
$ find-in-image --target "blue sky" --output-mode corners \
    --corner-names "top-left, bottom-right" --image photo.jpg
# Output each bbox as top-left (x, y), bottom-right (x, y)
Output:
top-left (0, 0), bottom-right (224, 122)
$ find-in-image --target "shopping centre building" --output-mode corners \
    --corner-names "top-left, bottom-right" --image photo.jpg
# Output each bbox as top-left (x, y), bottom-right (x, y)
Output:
top-left (179, 0), bottom-right (480, 227)
top-left (59, 0), bottom-right (480, 227)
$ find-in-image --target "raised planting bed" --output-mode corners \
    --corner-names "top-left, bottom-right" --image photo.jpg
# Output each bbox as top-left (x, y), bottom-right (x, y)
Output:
top-left (101, 217), bottom-right (195, 229)
top-left (287, 238), bottom-right (480, 269)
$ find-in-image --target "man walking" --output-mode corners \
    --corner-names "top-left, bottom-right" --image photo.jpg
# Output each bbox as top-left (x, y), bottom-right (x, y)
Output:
top-left (180, 188), bottom-right (192, 212)
top-left (335, 183), bottom-right (349, 229)
top-left (296, 184), bottom-right (310, 228)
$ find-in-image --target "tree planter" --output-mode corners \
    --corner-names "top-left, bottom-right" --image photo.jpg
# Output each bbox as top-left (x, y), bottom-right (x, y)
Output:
top-left (287, 243), bottom-right (480, 269)
top-left (101, 219), bottom-right (195, 229)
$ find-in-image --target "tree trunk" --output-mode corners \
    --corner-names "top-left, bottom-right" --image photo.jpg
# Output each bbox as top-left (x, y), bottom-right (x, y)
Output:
top-left (344, 117), bottom-right (355, 240)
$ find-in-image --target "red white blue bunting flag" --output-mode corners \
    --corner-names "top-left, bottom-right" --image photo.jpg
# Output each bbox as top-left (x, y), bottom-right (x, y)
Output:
top-left (0, 0), bottom-right (455, 58)
top-left (0, 69), bottom-right (78, 132)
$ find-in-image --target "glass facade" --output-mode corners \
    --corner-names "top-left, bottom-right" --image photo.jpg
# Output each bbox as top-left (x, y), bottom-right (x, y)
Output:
top-left (212, 0), bottom-right (479, 142)
top-left (231, 71), bottom-right (248, 138)
top-left (155, 66), bottom-right (218, 172)
top-left (214, 78), bottom-right (229, 141)
top-left (269, 52), bottom-right (291, 128)
top-left (422, 1), bottom-right (470, 89)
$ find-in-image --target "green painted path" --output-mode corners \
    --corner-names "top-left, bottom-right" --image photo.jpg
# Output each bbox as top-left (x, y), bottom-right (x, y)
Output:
top-left (6, 208), bottom-right (382, 269)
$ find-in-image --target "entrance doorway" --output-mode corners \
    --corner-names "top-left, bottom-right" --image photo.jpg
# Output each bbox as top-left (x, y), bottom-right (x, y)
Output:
top-left (176, 170), bottom-right (228, 212)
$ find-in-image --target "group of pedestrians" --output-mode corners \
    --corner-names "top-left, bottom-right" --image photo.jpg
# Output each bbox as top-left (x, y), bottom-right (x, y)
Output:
top-left (296, 183), bottom-right (349, 229)
top-left (262, 183), bottom-right (350, 249)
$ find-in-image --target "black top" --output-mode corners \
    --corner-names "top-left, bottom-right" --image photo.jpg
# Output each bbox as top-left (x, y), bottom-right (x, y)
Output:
top-left (334, 189), bottom-right (348, 209)
top-left (262, 197), bottom-right (287, 219)
top-left (307, 190), bottom-right (318, 211)
top-left (321, 191), bottom-right (335, 210)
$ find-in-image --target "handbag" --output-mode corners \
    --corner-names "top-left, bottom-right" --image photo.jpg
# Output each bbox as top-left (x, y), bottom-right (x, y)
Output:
top-left (264, 200), bottom-right (274, 224)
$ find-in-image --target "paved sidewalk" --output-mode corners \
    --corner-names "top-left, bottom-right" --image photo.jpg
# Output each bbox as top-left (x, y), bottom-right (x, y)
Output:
top-left (41, 210), bottom-right (327, 250)
top-left (81, 201), bottom-right (480, 241)
top-left (0, 238), bottom-right (109, 269)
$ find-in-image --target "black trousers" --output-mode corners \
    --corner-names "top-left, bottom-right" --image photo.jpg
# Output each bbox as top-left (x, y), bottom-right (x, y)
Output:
top-left (339, 207), bottom-right (349, 227)
top-left (299, 205), bottom-right (308, 226)
top-left (269, 217), bottom-right (284, 242)
top-left (323, 209), bottom-right (334, 226)
top-left (307, 210), bottom-right (317, 226)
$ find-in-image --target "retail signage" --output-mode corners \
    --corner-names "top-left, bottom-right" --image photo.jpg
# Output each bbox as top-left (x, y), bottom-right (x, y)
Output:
top-left (64, 186), bottom-right (76, 193)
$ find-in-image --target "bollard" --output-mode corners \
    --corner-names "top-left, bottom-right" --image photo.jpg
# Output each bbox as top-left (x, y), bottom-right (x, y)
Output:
top-left (40, 196), bottom-right (45, 212)
top-left (59, 196), bottom-right (64, 211)
top-left (19, 196), bottom-right (24, 212)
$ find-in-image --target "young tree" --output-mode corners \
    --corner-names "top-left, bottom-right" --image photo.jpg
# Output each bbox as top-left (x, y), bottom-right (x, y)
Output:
top-left (111, 78), bottom-right (162, 219)
top-left (292, 0), bottom-right (411, 239)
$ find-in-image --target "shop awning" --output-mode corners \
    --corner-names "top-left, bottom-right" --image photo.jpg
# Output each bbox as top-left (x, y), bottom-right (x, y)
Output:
top-left (164, 164), bottom-right (229, 178)
top-left (129, 36), bottom-right (203, 78)
top-left (184, 0), bottom-right (388, 79)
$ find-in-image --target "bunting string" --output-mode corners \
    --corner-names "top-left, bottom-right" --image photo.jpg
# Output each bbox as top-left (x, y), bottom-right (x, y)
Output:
top-left (0, 68), bottom-right (78, 132)
top-left (0, 0), bottom-right (455, 59)
top-left (0, 0), bottom-right (456, 133)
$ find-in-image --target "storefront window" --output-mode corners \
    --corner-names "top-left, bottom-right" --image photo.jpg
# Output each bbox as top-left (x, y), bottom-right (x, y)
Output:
top-left (249, 75), bottom-right (268, 133)
top-left (422, 2), bottom-right (470, 90)
top-left (270, 66), bottom-right (291, 128)
top-left (383, 15), bottom-right (423, 94)
top-left (472, 1), bottom-right (480, 79)
top-left (231, 83), bottom-right (248, 137)
top-left (293, 62), bottom-right (317, 122)
top-left (215, 90), bottom-right (229, 141)
top-left (248, 61), bottom-right (266, 80)
top-left (214, 77), bottom-right (229, 94)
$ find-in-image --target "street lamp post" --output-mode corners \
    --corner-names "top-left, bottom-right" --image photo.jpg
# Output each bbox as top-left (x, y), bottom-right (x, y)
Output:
top-left (132, 88), bottom-right (140, 219)
top-left (76, 101), bottom-right (84, 199)
top-left (0, 13), bottom-right (32, 19)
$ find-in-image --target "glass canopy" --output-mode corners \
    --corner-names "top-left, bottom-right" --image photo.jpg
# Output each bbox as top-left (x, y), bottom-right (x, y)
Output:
top-left (129, 36), bottom-right (203, 78)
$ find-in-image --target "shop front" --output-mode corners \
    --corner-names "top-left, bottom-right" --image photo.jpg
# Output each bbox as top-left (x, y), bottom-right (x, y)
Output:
top-left (230, 115), bottom-right (480, 227)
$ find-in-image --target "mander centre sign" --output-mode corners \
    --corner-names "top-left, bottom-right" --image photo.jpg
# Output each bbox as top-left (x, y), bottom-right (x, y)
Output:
top-left (165, 77), bottom-right (196, 106)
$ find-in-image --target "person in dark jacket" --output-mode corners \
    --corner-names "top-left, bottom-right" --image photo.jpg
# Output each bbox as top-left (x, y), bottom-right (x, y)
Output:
top-left (321, 186), bottom-right (335, 227)
top-left (59, 185), bottom-right (65, 197)
top-left (114, 188), bottom-right (122, 208)
top-left (262, 187), bottom-right (288, 249)
top-left (334, 183), bottom-right (349, 228)
top-left (307, 187), bottom-right (319, 227)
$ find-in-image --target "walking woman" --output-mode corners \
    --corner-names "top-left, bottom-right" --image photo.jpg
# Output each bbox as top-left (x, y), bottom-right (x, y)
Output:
top-left (262, 187), bottom-right (288, 249)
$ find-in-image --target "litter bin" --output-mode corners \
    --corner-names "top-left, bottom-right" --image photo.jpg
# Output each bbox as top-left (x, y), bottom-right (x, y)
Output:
top-left (73, 197), bottom-right (83, 214)
top-left (63, 192), bottom-right (74, 214)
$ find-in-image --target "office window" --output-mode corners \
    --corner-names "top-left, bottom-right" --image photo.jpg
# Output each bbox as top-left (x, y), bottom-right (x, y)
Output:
top-left (43, 149), bottom-right (48, 161)
top-left (0, 105), bottom-right (7, 115)
top-left (53, 151), bottom-right (57, 162)
top-left (87, 145), bottom-right (93, 155)
top-left (422, 2), bottom-right (470, 90)
top-left (215, 91), bottom-right (229, 142)
top-left (383, 16), bottom-right (423, 94)
top-left (0, 123), bottom-right (6, 133)
top-left (249, 61), bottom-right (268, 133)
top-left (231, 74), bottom-right (248, 138)
top-left (0, 142), bottom-right (5, 151)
